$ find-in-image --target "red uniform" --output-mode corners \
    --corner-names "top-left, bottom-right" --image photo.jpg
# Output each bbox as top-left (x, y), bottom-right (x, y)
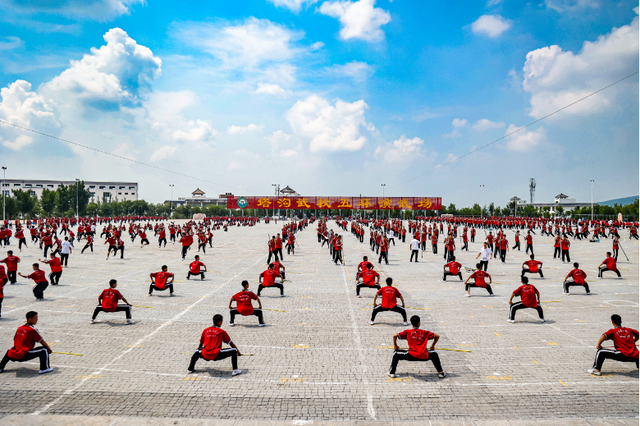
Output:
top-left (524, 260), bottom-right (541, 273)
top-left (99, 288), bottom-right (124, 312)
top-left (7, 324), bottom-right (43, 359)
top-left (469, 270), bottom-right (489, 288)
top-left (260, 269), bottom-right (280, 287)
top-left (190, 261), bottom-right (205, 273)
top-left (603, 327), bottom-right (639, 358)
top-left (232, 290), bottom-right (258, 316)
top-left (151, 271), bottom-right (172, 289)
top-left (398, 328), bottom-right (435, 360)
top-left (446, 261), bottom-right (461, 274)
top-left (44, 257), bottom-right (62, 273)
top-left (361, 270), bottom-right (379, 286)
top-left (199, 327), bottom-right (231, 360)
top-left (377, 286), bottom-right (401, 309)
top-left (513, 284), bottom-right (538, 308)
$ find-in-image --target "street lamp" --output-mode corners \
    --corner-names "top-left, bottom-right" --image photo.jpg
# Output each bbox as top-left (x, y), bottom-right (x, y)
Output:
top-left (479, 185), bottom-right (485, 218)
top-left (75, 178), bottom-right (80, 218)
top-left (169, 184), bottom-right (174, 216)
top-left (381, 183), bottom-right (386, 219)
top-left (510, 196), bottom-right (521, 217)
top-left (590, 180), bottom-right (594, 222)
top-left (2, 166), bottom-right (6, 222)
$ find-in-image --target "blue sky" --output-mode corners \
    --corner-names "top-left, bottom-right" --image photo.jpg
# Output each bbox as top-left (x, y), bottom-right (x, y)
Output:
top-left (0, 0), bottom-right (637, 206)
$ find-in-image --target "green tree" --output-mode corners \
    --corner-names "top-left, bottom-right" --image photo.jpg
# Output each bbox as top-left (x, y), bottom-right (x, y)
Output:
top-left (40, 188), bottom-right (56, 216)
top-left (13, 189), bottom-right (36, 217)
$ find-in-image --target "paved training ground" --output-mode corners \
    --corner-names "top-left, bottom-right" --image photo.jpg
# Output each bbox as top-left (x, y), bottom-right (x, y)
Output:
top-left (0, 221), bottom-right (637, 425)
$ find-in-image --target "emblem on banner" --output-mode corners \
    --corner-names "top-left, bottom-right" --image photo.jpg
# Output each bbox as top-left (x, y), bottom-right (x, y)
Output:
top-left (237, 197), bottom-right (249, 208)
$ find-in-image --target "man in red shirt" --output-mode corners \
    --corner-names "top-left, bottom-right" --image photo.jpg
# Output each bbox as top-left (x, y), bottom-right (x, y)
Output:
top-left (0, 311), bottom-right (53, 374)
top-left (267, 236), bottom-right (278, 264)
top-left (228, 281), bottom-right (265, 326)
top-left (357, 256), bottom-right (374, 273)
top-left (371, 278), bottom-right (408, 325)
top-left (81, 234), bottom-right (94, 253)
top-left (187, 314), bottom-right (242, 376)
top-left (388, 315), bottom-right (446, 379)
top-left (598, 252), bottom-right (622, 278)
top-left (442, 256), bottom-right (462, 281)
top-left (272, 260), bottom-right (286, 280)
top-left (563, 262), bottom-right (590, 294)
top-left (525, 231), bottom-right (534, 256)
top-left (588, 314), bottom-right (639, 375)
top-left (104, 235), bottom-right (117, 260)
top-left (40, 253), bottom-right (63, 285)
top-left (275, 233), bottom-right (283, 260)
top-left (463, 263), bottom-right (493, 296)
top-left (521, 255), bottom-right (544, 279)
top-left (508, 277), bottom-right (545, 323)
top-left (378, 236), bottom-right (389, 265)
top-left (1, 250), bottom-right (20, 284)
top-left (19, 263), bottom-right (48, 300)
top-left (356, 263), bottom-right (380, 297)
top-left (257, 264), bottom-right (284, 297)
top-left (560, 235), bottom-right (571, 263)
top-left (0, 266), bottom-right (5, 318)
top-left (187, 255), bottom-right (207, 280)
top-left (180, 232), bottom-right (193, 260)
top-left (149, 265), bottom-right (175, 296)
top-left (139, 229), bottom-right (149, 247)
top-left (92, 279), bottom-right (133, 324)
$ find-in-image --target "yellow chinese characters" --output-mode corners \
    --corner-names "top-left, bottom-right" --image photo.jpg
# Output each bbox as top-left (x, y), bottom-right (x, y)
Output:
top-left (379, 198), bottom-right (393, 209)
top-left (317, 198), bottom-right (332, 208)
top-left (417, 198), bottom-right (433, 209)
top-left (398, 198), bottom-right (412, 209)
top-left (357, 198), bottom-right (372, 209)
top-left (278, 198), bottom-right (291, 208)
top-left (297, 198), bottom-right (311, 208)
top-left (257, 198), bottom-right (272, 208)
top-left (338, 198), bottom-right (352, 208)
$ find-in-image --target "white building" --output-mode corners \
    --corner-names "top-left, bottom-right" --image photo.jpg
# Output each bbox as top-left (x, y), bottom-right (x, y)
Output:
top-left (0, 179), bottom-right (138, 203)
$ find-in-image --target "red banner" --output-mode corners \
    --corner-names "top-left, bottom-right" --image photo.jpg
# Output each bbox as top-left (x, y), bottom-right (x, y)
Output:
top-left (227, 196), bottom-right (441, 210)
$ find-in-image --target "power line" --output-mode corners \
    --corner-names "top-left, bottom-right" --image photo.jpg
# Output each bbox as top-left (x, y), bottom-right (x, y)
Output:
top-left (389, 70), bottom-right (639, 189)
top-left (0, 118), bottom-right (237, 190)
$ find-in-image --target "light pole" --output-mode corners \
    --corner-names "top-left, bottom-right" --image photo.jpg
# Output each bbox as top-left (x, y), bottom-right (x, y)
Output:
top-left (271, 184), bottom-right (277, 218)
top-left (479, 184), bottom-right (485, 218)
top-left (381, 183), bottom-right (386, 219)
top-left (590, 180), bottom-right (594, 222)
top-left (75, 178), bottom-right (80, 218)
top-left (2, 166), bottom-right (6, 222)
top-left (169, 184), bottom-right (174, 216)
top-left (510, 196), bottom-right (521, 217)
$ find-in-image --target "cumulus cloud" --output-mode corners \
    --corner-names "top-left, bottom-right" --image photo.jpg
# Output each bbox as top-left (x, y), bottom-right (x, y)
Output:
top-left (374, 135), bottom-right (425, 162)
top-left (266, 130), bottom-right (291, 149)
top-left (472, 118), bottom-right (505, 131)
top-left (545, 0), bottom-right (599, 13)
top-left (505, 124), bottom-right (546, 152)
top-left (471, 15), bottom-right (511, 38)
top-left (522, 13), bottom-right (638, 118)
top-left (268, 0), bottom-right (319, 12)
top-left (443, 118), bottom-right (467, 138)
top-left (41, 28), bottom-right (161, 113)
top-left (255, 82), bottom-right (287, 95)
top-left (330, 61), bottom-right (372, 81)
top-left (318, 0), bottom-right (391, 42)
top-left (0, 0), bottom-right (144, 21)
top-left (172, 120), bottom-right (216, 142)
top-left (150, 145), bottom-right (177, 162)
top-left (0, 80), bottom-right (59, 151)
top-left (286, 94), bottom-right (371, 152)
top-left (227, 123), bottom-right (263, 135)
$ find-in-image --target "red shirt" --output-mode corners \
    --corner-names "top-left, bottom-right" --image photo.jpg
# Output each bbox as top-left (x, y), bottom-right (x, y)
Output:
top-left (398, 328), bottom-right (435, 360)
top-left (526, 235), bottom-right (533, 244)
top-left (8, 324), bottom-right (43, 359)
top-left (232, 290), bottom-right (258, 315)
top-left (272, 261), bottom-right (284, 274)
top-left (446, 261), bottom-right (461, 275)
top-left (469, 270), bottom-right (489, 288)
top-left (568, 268), bottom-right (586, 285)
top-left (151, 271), bottom-right (172, 289)
top-left (525, 260), bottom-right (541, 273)
top-left (361, 270), bottom-right (379, 286)
top-left (190, 261), bottom-right (204, 273)
top-left (0, 264), bottom-right (6, 280)
top-left (27, 270), bottom-right (47, 283)
top-left (100, 288), bottom-right (124, 312)
top-left (44, 257), bottom-right (62, 273)
top-left (513, 284), bottom-right (538, 308)
top-left (603, 327), bottom-right (639, 358)
top-left (106, 237), bottom-right (116, 246)
top-left (560, 240), bottom-right (569, 250)
top-left (180, 235), bottom-right (193, 246)
top-left (1, 256), bottom-right (20, 272)
top-left (275, 238), bottom-right (282, 249)
top-left (358, 261), bottom-right (373, 271)
top-left (260, 269), bottom-right (280, 287)
top-left (604, 257), bottom-right (617, 270)
top-left (377, 286), bottom-right (401, 309)
top-left (199, 327), bottom-right (231, 360)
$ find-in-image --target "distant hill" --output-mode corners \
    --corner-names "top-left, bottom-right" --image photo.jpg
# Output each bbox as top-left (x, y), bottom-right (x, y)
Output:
top-left (599, 196), bottom-right (639, 207)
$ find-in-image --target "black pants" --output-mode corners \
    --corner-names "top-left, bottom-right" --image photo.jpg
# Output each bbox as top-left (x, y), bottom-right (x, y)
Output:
top-left (181, 245), bottom-right (190, 259)
top-left (257, 283), bottom-right (283, 296)
top-left (49, 271), bottom-right (62, 285)
top-left (116, 247), bottom-right (124, 259)
top-left (7, 271), bottom-right (17, 284)
top-left (592, 348), bottom-right (639, 371)
top-left (18, 238), bottom-right (27, 250)
top-left (553, 247), bottom-right (560, 258)
top-left (267, 251), bottom-right (279, 263)
top-left (334, 250), bottom-right (343, 264)
top-left (525, 244), bottom-right (534, 256)
top-left (170, 234), bottom-right (176, 243)
top-left (140, 238), bottom-right (149, 245)
top-left (230, 309), bottom-right (264, 324)
top-left (462, 241), bottom-right (468, 251)
top-left (43, 244), bottom-right (52, 258)
top-left (443, 272), bottom-right (462, 281)
top-left (513, 241), bottom-right (520, 250)
top-left (187, 271), bottom-right (205, 280)
top-left (356, 284), bottom-right (380, 296)
top-left (92, 304), bottom-right (132, 319)
top-left (188, 347), bottom-right (238, 371)
top-left (378, 251), bottom-right (388, 264)
top-left (0, 347), bottom-right (50, 371)
top-left (509, 302), bottom-right (544, 320)
top-left (149, 284), bottom-right (173, 294)
top-left (389, 350), bottom-right (442, 375)
top-left (465, 283), bottom-right (493, 295)
top-left (198, 243), bottom-right (206, 254)
top-left (371, 305), bottom-right (406, 322)
top-left (499, 249), bottom-right (506, 263)
top-left (598, 266), bottom-right (621, 278)
top-left (410, 250), bottom-right (419, 262)
top-left (33, 280), bottom-right (48, 299)
top-left (432, 243), bottom-right (437, 254)
top-left (521, 268), bottom-right (543, 278)
top-left (613, 248), bottom-right (618, 261)
top-left (107, 245), bottom-right (116, 256)
top-left (479, 260), bottom-right (489, 271)
top-left (81, 243), bottom-right (93, 253)
top-left (561, 249), bottom-right (570, 263)
top-left (60, 253), bottom-right (69, 267)
top-left (564, 280), bottom-right (590, 294)
top-left (287, 244), bottom-right (294, 255)
top-left (159, 237), bottom-right (167, 247)
top-left (277, 248), bottom-right (283, 260)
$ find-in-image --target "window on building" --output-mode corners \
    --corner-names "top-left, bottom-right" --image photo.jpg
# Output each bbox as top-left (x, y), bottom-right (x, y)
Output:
top-left (118, 192), bottom-right (122, 195)
top-left (47, 185), bottom-right (54, 188)
top-left (29, 191), bottom-right (36, 196)
top-left (36, 184), bottom-right (43, 188)
top-left (119, 186), bottom-right (125, 189)
top-left (99, 186), bottom-right (105, 189)
top-left (125, 192), bottom-right (128, 195)
top-left (89, 185), bottom-right (95, 189)
top-left (2, 184), bottom-right (8, 187)
top-left (109, 186), bottom-right (115, 189)
top-left (90, 192), bottom-right (95, 196)
top-left (13, 184), bottom-right (20, 187)
top-left (2, 191), bottom-right (9, 196)
top-left (24, 184), bottom-right (31, 187)
top-left (129, 186), bottom-right (135, 190)
top-left (103, 192), bottom-right (111, 198)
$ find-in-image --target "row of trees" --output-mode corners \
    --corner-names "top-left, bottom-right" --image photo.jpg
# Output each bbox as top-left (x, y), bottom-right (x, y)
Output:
top-left (2, 182), bottom-right (92, 219)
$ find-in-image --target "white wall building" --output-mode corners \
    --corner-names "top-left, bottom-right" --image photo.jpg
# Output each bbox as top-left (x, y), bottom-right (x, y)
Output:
top-left (0, 179), bottom-right (138, 203)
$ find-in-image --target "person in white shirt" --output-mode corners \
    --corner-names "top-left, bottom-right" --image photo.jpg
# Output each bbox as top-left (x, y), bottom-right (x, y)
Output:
top-left (475, 242), bottom-right (492, 271)
top-left (409, 237), bottom-right (420, 262)
top-left (388, 230), bottom-right (395, 246)
top-left (60, 237), bottom-right (72, 267)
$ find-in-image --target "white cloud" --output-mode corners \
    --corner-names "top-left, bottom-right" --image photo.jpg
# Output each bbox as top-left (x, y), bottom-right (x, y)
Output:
top-left (486, 0), bottom-right (502, 5)
top-left (226, 161), bottom-right (241, 171)
top-left (150, 145), bottom-right (177, 162)
top-left (374, 135), bottom-right (425, 162)
top-left (0, 80), bottom-right (59, 151)
top-left (318, 0), bottom-right (391, 42)
top-left (286, 94), bottom-right (370, 152)
top-left (331, 61), bottom-right (372, 81)
top-left (0, 0), bottom-right (144, 21)
top-left (522, 14), bottom-right (638, 118)
top-left (172, 120), bottom-right (216, 142)
top-left (227, 123), bottom-right (264, 135)
top-left (41, 28), bottom-right (161, 113)
top-left (443, 118), bottom-right (467, 138)
top-left (545, 0), bottom-right (599, 13)
top-left (266, 130), bottom-right (291, 149)
top-left (268, 0), bottom-right (319, 12)
top-left (0, 36), bottom-right (22, 50)
top-left (471, 15), bottom-right (511, 38)
top-left (472, 118), bottom-right (505, 131)
top-left (255, 82), bottom-right (286, 95)
top-left (281, 149), bottom-right (298, 157)
top-left (505, 124), bottom-right (546, 152)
